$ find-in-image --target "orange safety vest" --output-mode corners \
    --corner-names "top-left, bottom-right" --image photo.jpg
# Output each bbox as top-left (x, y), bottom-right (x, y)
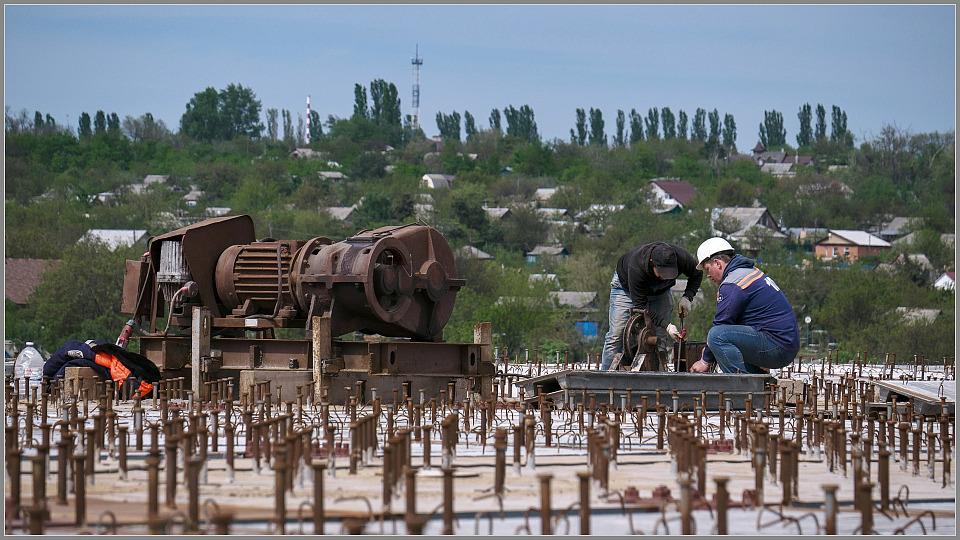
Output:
top-left (94, 351), bottom-right (154, 398)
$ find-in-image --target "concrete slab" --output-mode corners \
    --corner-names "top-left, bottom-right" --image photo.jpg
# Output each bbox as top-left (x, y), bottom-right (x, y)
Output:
top-left (871, 379), bottom-right (955, 417)
top-left (64, 366), bottom-right (102, 396)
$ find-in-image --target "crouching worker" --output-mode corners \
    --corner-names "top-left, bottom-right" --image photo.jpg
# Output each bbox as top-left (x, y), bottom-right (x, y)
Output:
top-left (44, 340), bottom-right (160, 398)
top-left (689, 237), bottom-right (799, 374)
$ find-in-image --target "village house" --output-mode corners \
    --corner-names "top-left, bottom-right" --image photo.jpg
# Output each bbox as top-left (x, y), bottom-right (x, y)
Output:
top-left (728, 142), bottom-right (813, 177)
top-left (648, 178), bottom-right (696, 213)
top-left (455, 245), bottom-right (494, 261)
top-left (5, 258), bottom-right (59, 307)
top-left (483, 207), bottom-right (512, 221)
top-left (933, 272), bottom-right (956, 291)
top-left (525, 245), bottom-right (568, 266)
top-left (78, 229), bottom-right (150, 250)
top-left (534, 187), bottom-right (558, 204)
top-left (814, 230), bottom-right (891, 261)
top-left (321, 204), bottom-right (359, 225)
top-left (711, 206), bottom-right (786, 252)
top-left (422, 174), bottom-right (454, 189)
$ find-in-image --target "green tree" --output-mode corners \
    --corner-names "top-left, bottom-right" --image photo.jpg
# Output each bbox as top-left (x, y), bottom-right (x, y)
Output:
top-left (436, 111), bottom-right (461, 141)
top-left (107, 112), bottom-right (121, 134)
top-left (661, 107), bottom-right (676, 139)
top-left (502, 204), bottom-right (548, 252)
top-left (629, 108), bottom-right (644, 144)
top-left (510, 139), bottom-right (555, 176)
top-left (644, 107), bottom-right (659, 139)
top-left (797, 103), bottom-right (813, 147)
top-left (489, 108), bottom-right (501, 132)
top-left (708, 109), bottom-right (721, 141)
top-left (464, 111), bottom-right (477, 140)
top-left (179, 87), bottom-right (220, 141)
top-left (815, 103), bottom-right (827, 140)
top-left (27, 241), bottom-right (141, 346)
top-left (691, 108), bottom-right (707, 141)
top-left (677, 110), bottom-right (688, 140)
top-left (830, 105), bottom-right (849, 145)
top-left (94, 110), bottom-right (107, 135)
top-left (572, 108), bottom-right (587, 145)
top-left (759, 109), bottom-right (786, 148)
top-left (309, 109), bottom-right (323, 142)
top-left (282, 109), bottom-right (293, 142)
top-left (503, 105), bottom-right (538, 142)
top-left (369, 79), bottom-right (400, 126)
top-left (588, 108), bottom-right (606, 146)
top-left (78, 112), bottom-right (92, 139)
top-left (266, 108), bottom-right (279, 141)
top-left (716, 177), bottom-right (757, 207)
top-left (353, 192), bottom-right (395, 229)
top-left (368, 78), bottom-right (402, 145)
top-left (614, 109), bottom-right (626, 147)
top-left (352, 83), bottom-right (369, 120)
top-left (121, 112), bottom-right (169, 142)
top-left (33, 111), bottom-right (44, 136)
top-left (218, 83), bottom-right (263, 139)
top-left (722, 113), bottom-right (737, 149)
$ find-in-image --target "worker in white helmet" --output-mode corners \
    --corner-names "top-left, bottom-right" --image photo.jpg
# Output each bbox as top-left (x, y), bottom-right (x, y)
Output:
top-left (690, 237), bottom-right (800, 374)
top-left (600, 242), bottom-right (703, 371)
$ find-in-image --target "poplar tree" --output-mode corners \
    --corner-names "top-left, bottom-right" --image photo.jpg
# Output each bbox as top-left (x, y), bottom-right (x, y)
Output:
top-left (691, 108), bottom-right (707, 141)
top-left (677, 110), bottom-right (688, 140)
top-left (644, 107), bottom-right (659, 139)
top-left (629, 108), bottom-right (644, 144)
top-left (588, 108), bottom-right (606, 146)
top-left (815, 104), bottom-right (827, 140)
top-left (796, 103), bottom-right (813, 147)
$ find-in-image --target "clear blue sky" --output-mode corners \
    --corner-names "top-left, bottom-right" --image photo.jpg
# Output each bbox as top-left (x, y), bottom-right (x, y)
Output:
top-left (4, 4), bottom-right (956, 147)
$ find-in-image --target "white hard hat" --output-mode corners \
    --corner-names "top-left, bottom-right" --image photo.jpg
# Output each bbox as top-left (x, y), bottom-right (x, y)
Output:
top-left (696, 237), bottom-right (734, 269)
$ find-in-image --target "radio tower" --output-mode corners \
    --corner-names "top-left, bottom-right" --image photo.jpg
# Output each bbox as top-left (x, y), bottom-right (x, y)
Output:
top-left (306, 95), bottom-right (311, 145)
top-left (411, 45), bottom-right (423, 131)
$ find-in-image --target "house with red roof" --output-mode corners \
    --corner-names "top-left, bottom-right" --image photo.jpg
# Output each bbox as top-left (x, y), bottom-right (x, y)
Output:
top-left (648, 178), bottom-right (696, 213)
top-left (934, 272), bottom-right (955, 291)
top-left (814, 230), bottom-right (891, 262)
top-left (5, 258), bottom-right (60, 307)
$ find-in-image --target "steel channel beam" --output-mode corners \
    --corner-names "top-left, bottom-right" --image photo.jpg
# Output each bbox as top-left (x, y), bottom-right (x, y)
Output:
top-left (518, 370), bottom-right (774, 410)
top-left (138, 336), bottom-right (483, 374)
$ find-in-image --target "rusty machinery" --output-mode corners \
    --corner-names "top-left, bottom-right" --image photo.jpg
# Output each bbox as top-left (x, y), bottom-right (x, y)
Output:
top-left (613, 309), bottom-right (706, 372)
top-left (120, 215), bottom-right (494, 403)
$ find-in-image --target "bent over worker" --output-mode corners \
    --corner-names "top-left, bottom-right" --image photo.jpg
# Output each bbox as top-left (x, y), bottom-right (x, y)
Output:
top-left (689, 237), bottom-right (800, 374)
top-left (601, 242), bottom-right (703, 371)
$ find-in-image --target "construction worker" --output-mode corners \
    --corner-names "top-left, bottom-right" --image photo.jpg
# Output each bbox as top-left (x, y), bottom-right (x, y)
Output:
top-left (601, 242), bottom-right (703, 371)
top-left (689, 237), bottom-right (799, 374)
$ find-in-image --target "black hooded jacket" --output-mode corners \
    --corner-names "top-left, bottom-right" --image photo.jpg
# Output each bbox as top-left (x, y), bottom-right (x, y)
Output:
top-left (614, 242), bottom-right (703, 327)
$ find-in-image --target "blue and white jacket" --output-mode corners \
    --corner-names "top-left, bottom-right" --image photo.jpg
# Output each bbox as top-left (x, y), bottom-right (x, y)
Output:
top-left (703, 255), bottom-right (800, 364)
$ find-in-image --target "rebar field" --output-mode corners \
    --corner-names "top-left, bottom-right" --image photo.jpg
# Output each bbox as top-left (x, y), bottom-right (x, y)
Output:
top-left (4, 354), bottom-right (956, 535)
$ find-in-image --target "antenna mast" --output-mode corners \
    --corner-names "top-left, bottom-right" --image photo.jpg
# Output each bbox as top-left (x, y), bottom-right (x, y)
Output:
top-left (411, 45), bottom-right (423, 131)
top-left (306, 95), bottom-right (311, 145)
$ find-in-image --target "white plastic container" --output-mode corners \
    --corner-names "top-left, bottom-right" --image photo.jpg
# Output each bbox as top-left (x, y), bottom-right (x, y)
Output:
top-left (13, 341), bottom-right (45, 395)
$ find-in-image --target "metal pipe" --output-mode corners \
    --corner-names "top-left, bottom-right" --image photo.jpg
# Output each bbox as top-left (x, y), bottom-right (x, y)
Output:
top-left (442, 467), bottom-right (455, 535)
top-left (538, 473), bottom-right (553, 535)
top-left (715, 476), bottom-right (729, 535)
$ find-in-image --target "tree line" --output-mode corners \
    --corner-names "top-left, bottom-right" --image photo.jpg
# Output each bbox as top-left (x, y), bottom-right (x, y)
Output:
top-left (4, 77), bottom-right (953, 363)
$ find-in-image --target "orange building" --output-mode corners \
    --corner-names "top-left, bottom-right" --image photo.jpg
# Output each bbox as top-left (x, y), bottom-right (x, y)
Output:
top-left (814, 230), bottom-right (891, 261)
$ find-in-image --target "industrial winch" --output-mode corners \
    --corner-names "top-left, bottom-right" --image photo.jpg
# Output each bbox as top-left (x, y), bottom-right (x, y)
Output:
top-left (121, 215), bottom-right (493, 403)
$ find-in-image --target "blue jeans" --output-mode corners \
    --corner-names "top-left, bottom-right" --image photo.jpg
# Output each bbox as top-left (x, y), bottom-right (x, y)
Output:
top-left (706, 325), bottom-right (796, 374)
top-left (600, 273), bottom-right (674, 371)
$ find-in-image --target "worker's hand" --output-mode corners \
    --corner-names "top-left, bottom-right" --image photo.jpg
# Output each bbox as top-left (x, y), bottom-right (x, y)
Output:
top-left (666, 323), bottom-right (682, 340)
top-left (689, 359), bottom-right (713, 373)
top-left (678, 297), bottom-right (692, 317)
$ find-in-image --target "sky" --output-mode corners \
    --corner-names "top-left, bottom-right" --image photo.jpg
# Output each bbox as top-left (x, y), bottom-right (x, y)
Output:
top-left (3, 4), bottom-right (956, 147)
